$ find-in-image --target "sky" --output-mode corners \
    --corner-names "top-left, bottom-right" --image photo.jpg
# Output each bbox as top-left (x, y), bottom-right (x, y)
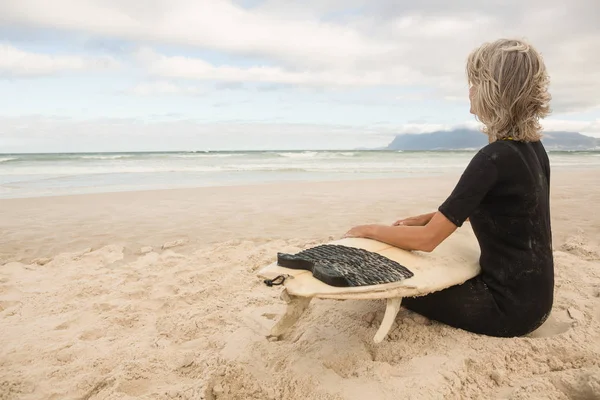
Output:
top-left (0, 0), bottom-right (599, 152)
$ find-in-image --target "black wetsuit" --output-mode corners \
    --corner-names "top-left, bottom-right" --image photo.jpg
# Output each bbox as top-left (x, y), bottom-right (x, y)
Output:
top-left (403, 139), bottom-right (554, 337)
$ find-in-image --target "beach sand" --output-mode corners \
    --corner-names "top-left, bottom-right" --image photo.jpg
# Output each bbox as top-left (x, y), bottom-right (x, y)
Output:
top-left (1, 170), bottom-right (599, 399)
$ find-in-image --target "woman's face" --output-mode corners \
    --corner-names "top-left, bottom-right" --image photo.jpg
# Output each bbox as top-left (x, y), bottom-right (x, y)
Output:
top-left (469, 85), bottom-right (476, 115)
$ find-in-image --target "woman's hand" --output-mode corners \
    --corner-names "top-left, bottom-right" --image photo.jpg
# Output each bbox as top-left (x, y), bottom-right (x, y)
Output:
top-left (343, 224), bottom-right (376, 239)
top-left (342, 212), bottom-right (458, 252)
top-left (392, 212), bottom-right (435, 227)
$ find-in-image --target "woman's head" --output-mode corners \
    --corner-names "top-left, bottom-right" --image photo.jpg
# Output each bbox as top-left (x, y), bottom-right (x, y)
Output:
top-left (466, 38), bottom-right (551, 142)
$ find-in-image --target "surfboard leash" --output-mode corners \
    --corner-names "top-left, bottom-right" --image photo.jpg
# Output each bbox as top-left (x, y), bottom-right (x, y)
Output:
top-left (264, 274), bottom-right (291, 287)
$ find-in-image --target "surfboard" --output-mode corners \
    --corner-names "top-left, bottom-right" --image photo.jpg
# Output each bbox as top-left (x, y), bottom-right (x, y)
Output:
top-left (257, 229), bottom-right (481, 343)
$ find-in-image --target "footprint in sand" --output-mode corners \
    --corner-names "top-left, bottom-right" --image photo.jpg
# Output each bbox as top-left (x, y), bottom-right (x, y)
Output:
top-left (116, 378), bottom-right (152, 397)
top-left (0, 285), bottom-right (23, 316)
top-left (527, 311), bottom-right (573, 338)
top-left (0, 300), bottom-right (22, 313)
top-left (93, 302), bottom-right (118, 312)
top-left (79, 330), bottom-right (105, 341)
top-left (261, 313), bottom-right (278, 320)
top-left (559, 233), bottom-right (599, 261)
top-left (0, 379), bottom-right (36, 398)
top-left (551, 366), bottom-right (600, 399)
top-left (54, 321), bottom-right (72, 330)
top-left (54, 315), bottom-right (86, 331)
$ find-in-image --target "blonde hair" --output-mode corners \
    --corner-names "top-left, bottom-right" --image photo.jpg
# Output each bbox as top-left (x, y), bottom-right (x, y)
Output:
top-left (466, 38), bottom-right (551, 142)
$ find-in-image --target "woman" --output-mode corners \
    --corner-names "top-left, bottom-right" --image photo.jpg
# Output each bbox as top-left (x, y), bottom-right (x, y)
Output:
top-left (344, 38), bottom-right (554, 338)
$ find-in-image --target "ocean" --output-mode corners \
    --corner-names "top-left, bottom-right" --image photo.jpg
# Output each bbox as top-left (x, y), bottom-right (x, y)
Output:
top-left (1, 150), bottom-right (599, 199)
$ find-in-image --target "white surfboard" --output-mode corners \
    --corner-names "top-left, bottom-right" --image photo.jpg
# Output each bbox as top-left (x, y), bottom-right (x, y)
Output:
top-left (257, 229), bottom-right (481, 343)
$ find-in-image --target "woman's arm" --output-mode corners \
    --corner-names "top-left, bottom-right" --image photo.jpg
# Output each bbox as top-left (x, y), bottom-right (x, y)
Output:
top-left (344, 211), bottom-right (458, 252)
top-left (392, 211), bottom-right (436, 226)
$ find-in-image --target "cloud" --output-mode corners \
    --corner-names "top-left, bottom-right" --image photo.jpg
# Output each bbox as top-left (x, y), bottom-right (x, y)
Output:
top-left (125, 81), bottom-right (205, 96)
top-left (0, 43), bottom-right (119, 77)
top-left (0, 0), bottom-right (599, 113)
top-left (0, 0), bottom-right (391, 69)
top-left (542, 119), bottom-right (600, 136)
top-left (0, 115), bottom-right (396, 152)
top-left (134, 47), bottom-right (419, 88)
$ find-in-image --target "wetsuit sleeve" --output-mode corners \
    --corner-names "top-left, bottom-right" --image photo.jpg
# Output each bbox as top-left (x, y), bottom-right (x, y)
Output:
top-left (438, 150), bottom-right (498, 227)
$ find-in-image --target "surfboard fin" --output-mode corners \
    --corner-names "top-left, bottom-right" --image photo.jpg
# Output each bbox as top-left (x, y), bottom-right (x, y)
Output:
top-left (267, 288), bottom-right (312, 341)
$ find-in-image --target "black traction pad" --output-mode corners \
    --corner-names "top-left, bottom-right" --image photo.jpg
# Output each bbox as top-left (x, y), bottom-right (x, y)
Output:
top-left (276, 244), bottom-right (414, 287)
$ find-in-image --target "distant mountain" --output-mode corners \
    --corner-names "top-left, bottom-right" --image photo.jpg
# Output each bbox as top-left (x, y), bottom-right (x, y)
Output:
top-left (540, 131), bottom-right (600, 150)
top-left (386, 129), bottom-right (600, 151)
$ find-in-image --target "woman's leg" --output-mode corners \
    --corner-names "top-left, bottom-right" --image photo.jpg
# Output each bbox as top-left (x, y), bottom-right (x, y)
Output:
top-left (402, 276), bottom-right (518, 337)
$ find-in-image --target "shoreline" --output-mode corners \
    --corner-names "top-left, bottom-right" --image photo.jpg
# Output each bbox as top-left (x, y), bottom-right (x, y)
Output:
top-left (0, 172), bottom-right (454, 201)
top-left (1, 163), bottom-right (598, 201)
top-left (2, 148), bottom-right (599, 154)
top-left (2, 151), bottom-right (599, 201)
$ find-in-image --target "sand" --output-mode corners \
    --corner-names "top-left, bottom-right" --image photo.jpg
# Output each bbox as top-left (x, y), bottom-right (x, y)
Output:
top-left (1, 170), bottom-right (599, 400)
